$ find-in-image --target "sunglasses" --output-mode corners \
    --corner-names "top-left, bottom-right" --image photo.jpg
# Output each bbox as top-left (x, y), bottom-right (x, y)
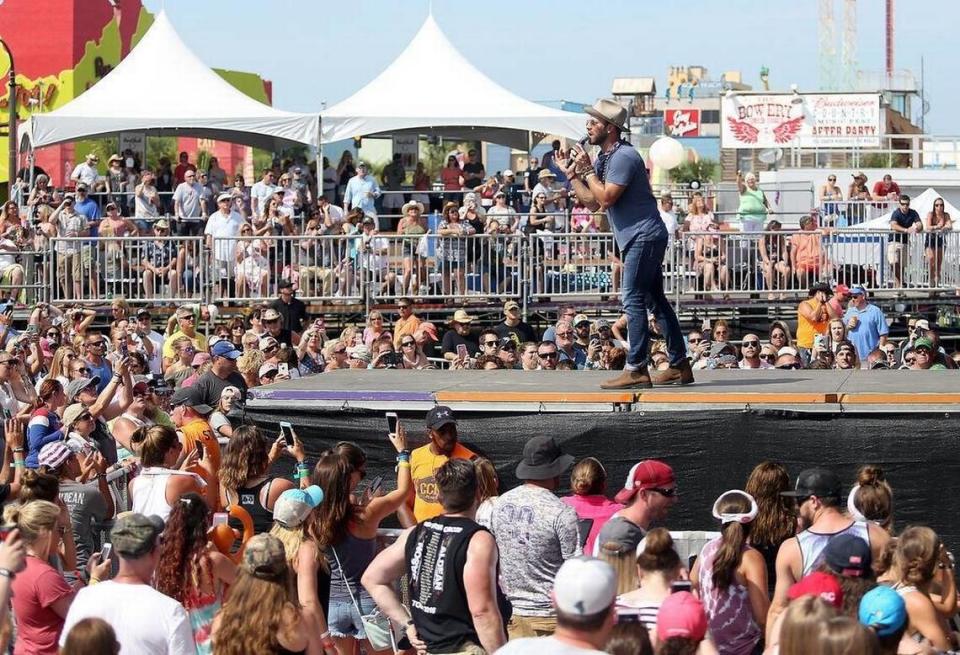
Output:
top-left (742, 341), bottom-right (759, 348)
top-left (776, 363), bottom-right (802, 370)
top-left (0, 359), bottom-right (17, 366)
top-left (538, 351), bottom-right (559, 359)
top-left (555, 332), bottom-right (574, 338)
top-left (74, 366), bottom-right (91, 374)
top-left (500, 343), bottom-right (517, 352)
top-left (482, 340), bottom-right (499, 347)
top-left (401, 341), bottom-right (415, 348)
top-left (905, 357), bottom-right (917, 365)
top-left (649, 487), bottom-right (678, 498)
top-left (688, 337), bottom-right (701, 344)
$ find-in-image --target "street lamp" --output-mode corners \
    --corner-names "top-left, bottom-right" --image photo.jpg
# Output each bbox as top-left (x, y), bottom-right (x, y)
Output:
top-left (0, 39), bottom-right (15, 190)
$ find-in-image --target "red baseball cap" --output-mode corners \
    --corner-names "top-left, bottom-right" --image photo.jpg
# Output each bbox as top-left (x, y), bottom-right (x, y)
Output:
top-left (834, 283), bottom-right (850, 296)
top-left (787, 572), bottom-right (843, 609)
top-left (614, 459), bottom-right (675, 504)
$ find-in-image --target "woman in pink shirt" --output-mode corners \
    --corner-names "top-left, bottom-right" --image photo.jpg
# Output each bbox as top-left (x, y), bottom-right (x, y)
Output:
top-left (561, 457), bottom-right (622, 554)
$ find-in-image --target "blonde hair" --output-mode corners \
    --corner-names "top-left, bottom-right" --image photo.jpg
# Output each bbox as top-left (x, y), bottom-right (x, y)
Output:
top-left (570, 457), bottom-right (607, 496)
top-left (599, 543), bottom-right (638, 594)
top-left (779, 595), bottom-right (837, 655)
top-left (815, 616), bottom-right (880, 655)
top-left (269, 522), bottom-right (306, 568)
top-left (2, 500), bottom-right (60, 545)
top-left (237, 350), bottom-right (265, 376)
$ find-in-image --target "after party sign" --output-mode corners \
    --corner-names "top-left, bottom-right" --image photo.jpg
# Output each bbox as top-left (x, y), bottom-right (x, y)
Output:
top-left (721, 93), bottom-right (881, 149)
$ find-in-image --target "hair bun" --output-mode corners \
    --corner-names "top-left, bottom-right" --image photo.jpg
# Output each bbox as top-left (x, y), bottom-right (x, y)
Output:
top-left (858, 465), bottom-right (885, 487)
top-left (643, 527), bottom-right (674, 555)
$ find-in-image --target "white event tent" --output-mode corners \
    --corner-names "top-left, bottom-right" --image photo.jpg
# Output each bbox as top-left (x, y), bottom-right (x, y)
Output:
top-left (856, 188), bottom-right (959, 229)
top-left (19, 11), bottom-right (320, 152)
top-left (320, 14), bottom-right (586, 150)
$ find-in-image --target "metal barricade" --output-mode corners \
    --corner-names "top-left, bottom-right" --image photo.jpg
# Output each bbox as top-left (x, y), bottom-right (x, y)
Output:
top-left (527, 232), bottom-right (617, 298)
top-left (818, 199), bottom-right (896, 226)
top-left (49, 236), bottom-right (206, 305)
top-left (367, 233), bottom-right (524, 303)
top-left (0, 247), bottom-right (51, 306)
top-left (214, 234), bottom-right (363, 305)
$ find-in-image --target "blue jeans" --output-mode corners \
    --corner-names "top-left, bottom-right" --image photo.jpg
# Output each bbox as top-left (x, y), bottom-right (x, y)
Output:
top-left (621, 237), bottom-right (686, 367)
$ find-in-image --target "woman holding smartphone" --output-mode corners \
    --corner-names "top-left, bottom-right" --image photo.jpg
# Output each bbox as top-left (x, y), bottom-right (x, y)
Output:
top-left (309, 428), bottom-right (411, 655)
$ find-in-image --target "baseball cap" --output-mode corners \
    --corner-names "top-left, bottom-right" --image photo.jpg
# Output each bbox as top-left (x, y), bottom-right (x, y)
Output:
top-left (154, 219), bottom-right (170, 230)
top-left (346, 344), bottom-right (371, 364)
top-left (273, 486), bottom-right (324, 528)
top-left (416, 322), bottom-right (438, 341)
top-left (191, 352), bottom-right (211, 368)
top-left (552, 557), bottom-right (617, 616)
top-left (62, 402), bottom-right (90, 430)
top-left (259, 362), bottom-right (279, 378)
top-left (503, 300), bottom-right (520, 313)
top-left (615, 459), bottom-right (675, 504)
top-left (657, 591), bottom-right (708, 642)
top-left (781, 468), bottom-right (842, 500)
top-left (217, 192), bottom-right (232, 203)
top-left (65, 377), bottom-right (101, 402)
top-left (859, 586), bottom-right (907, 637)
top-left (850, 285), bottom-right (866, 296)
top-left (111, 513), bottom-right (165, 558)
top-left (834, 283), bottom-right (850, 296)
top-left (572, 314), bottom-right (591, 327)
top-left (777, 346), bottom-right (800, 358)
top-left (595, 318), bottom-right (611, 330)
top-left (241, 533), bottom-right (288, 580)
top-left (211, 340), bottom-right (241, 360)
top-left (823, 534), bottom-right (872, 578)
top-left (262, 308), bottom-right (281, 322)
top-left (259, 336), bottom-right (279, 351)
top-left (38, 441), bottom-right (73, 469)
top-left (914, 336), bottom-right (934, 350)
top-left (787, 571), bottom-right (843, 609)
top-left (914, 319), bottom-right (931, 331)
top-left (175, 305), bottom-right (195, 319)
top-left (278, 278), bottom-right (294, 290)
top-left (426, 405), bottom-right (456, 430)
top-left (503, 169), bottom-right (514, 176)
top-left (136, 308), bottom-right (151, 319)
top-left (809, 282), bottom-right (832, 296)
top-left (169, 385), bottom-right (214, 415)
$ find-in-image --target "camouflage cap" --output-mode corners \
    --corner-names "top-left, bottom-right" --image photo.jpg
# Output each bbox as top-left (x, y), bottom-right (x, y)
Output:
top-left (110, 512), bottom-right (164, 558)
top-left (241, 533), bottom-right (288, 580)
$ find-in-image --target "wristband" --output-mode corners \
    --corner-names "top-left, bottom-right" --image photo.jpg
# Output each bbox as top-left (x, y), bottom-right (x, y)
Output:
top-left (398, 462), bottom-right (410, 469)
top-left (0, 568), bottom-right (14, 580)
top-left (12, 448), bottom-right (24, 453)
top-left (320, 631), bottom-right (331, 640)
top-left (89, 577), bottom-right (100, 585)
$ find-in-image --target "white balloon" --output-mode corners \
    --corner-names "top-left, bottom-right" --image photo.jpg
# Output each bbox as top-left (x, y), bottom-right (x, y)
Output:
top-left (649, 137), bottom-right (685, 170)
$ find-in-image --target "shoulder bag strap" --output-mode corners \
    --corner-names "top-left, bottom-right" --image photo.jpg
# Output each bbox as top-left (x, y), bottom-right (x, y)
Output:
top-left (330, 545), bottom-right (363, 616)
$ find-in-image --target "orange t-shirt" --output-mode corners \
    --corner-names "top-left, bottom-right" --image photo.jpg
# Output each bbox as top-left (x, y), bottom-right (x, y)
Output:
top-left (410, 442), bottom-right (476, 522)
top-left (796, 299), bottom-right (829, 349)
top-left (180, 417), bottom-right (222, 478)
top-left (393, 315), bottom-right (422, 349)
top-left (790, 232), bottom-right (822, 272)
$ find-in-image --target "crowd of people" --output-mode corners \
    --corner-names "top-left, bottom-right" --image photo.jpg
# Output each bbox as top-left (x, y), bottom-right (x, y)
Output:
top-left (6, 149), bottom-right (951, 307)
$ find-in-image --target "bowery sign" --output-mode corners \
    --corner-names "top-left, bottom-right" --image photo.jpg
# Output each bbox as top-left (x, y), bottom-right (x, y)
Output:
top-left (721, 92), bottom-right (881, 149)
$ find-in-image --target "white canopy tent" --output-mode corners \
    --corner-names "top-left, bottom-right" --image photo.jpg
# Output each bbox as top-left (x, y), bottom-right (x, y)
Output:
top-left (856, 188), bottom-right (959, 229)
top-left (320, 14), bottom-right (586, 150)
top-left (19, 11), bottom-right (319, 152)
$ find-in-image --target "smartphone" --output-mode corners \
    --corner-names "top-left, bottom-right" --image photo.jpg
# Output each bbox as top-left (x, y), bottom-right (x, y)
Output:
top-left (99, 543), bottom-right (112, 561)
top-left (277, 362), bottom-right (289, 377)
top-left (456, 344), bottom-right (468, 361)
top-left (701, 317), bottom-right (711, 332)
top-left (279, 421), bottom-right (294, 446)
top-left (212, 513), bottom-right (228, 527)
top-left (24, 324), bottom-right (38, 338)
top-left (386, 412), bottom-right (398, 436)
top-left (0, 524), bottom-right (14, 541)
top-left (367, 475), bottom-right (384, 496)
top-left (194, 439), bottom-right (204, 460)
top-left (670, 580), bottom-right (693, 594)
top-left (118, 339), bottom-right (128, 357)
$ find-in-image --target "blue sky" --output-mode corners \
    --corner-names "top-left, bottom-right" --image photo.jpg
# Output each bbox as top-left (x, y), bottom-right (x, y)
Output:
top-left (145, 0), bottom-right (948, 132)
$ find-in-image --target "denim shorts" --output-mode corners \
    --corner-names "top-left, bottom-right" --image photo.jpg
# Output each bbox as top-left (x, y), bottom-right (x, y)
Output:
top-left (327, 593), bottom-right (376, 639)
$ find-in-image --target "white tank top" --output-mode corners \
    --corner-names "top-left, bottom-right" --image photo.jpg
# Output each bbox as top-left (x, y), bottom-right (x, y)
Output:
top-left (131, 467), bottom-right (201, 523)
top-left (797, 520), bottom-right (870, 576)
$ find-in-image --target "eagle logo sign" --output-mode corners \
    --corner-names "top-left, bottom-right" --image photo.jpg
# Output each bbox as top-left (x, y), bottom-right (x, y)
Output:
top-left (726, 116), bottom-right (805, 145)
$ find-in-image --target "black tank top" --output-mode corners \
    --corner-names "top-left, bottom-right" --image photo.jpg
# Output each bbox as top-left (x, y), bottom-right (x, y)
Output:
top-left (231, 478), bottom-right (275, 535)
top-left (404, 515), bottom-right (510, 653)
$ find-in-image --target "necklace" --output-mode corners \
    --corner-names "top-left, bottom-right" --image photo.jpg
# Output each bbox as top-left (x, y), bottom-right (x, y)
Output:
top-left (596, 140), bottom-right (625, 183)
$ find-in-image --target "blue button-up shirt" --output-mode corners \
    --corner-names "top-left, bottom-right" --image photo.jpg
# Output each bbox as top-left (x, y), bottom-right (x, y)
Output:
top-left (344, 174), bottom-right (381, 216)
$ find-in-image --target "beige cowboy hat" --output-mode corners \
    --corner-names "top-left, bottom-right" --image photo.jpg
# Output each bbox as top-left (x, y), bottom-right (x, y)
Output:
top-left (585, 98), bottom-right (631, 134)
top-left (401, 200), bottom-right (424, 215)
top-left (537, 168), bottom-right (557, 181)
top-left (448, 309), bottom-right (476, 325)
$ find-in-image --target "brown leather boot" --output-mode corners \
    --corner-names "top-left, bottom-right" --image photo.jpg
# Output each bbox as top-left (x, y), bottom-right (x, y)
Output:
top-left (651, 358), bottom-right (695, 385)
top-left (600, 366), bottom-right (653, 389)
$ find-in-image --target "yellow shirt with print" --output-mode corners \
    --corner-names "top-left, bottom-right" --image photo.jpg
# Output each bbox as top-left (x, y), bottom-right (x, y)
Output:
top-left (409, 441), bottom-right (476, 522)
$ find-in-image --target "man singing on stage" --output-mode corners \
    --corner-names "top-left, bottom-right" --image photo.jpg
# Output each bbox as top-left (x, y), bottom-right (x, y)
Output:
top-left (566, 99), bottom-right (693, 388)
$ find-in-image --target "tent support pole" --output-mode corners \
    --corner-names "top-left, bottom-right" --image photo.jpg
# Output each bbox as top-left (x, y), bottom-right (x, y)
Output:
top-left (316, 118), bottom-right (323, 201)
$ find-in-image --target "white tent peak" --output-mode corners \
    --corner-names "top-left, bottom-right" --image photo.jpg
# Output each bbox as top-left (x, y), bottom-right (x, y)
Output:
top-left (22, 10), bottom-right (319, 149)
top-left (856, 188), bottom-right (958, 229)
top-left (321, 14), bottom-right (585, 148)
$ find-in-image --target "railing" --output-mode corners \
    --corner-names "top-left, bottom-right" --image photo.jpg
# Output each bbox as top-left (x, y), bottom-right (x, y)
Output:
top-left (817, 199), bottom-right (897, 226)
top-left (28, 229), bottom-right (959, 309)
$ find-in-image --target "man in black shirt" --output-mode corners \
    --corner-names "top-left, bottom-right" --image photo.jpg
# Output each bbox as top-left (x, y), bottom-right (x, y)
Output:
top-left (362, 458), bottom-right (508, 654)
top-left (193, 341), bottom-right (247, 408)
top-left (441, 310), bottom-right (479, 362)
top-left (888, 194), bottom-right (922, 288)
top-left (269, 279), bottom-right (308, 333)
top-left (462, 149), bottom-right (485, 190)
top-left (493, 301), bottom-right (536, 346)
